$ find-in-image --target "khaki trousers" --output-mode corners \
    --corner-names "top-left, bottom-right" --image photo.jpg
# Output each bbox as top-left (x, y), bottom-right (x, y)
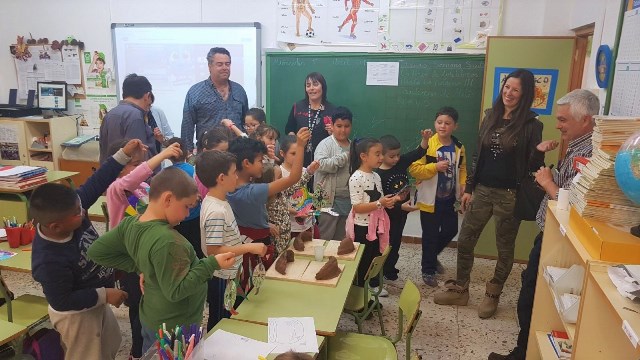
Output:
top-left (49, 304), bottom-right (122, 360)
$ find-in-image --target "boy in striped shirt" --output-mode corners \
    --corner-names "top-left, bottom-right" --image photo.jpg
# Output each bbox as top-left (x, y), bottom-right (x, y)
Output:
top-left (196, 150), bottom-right (267, 330)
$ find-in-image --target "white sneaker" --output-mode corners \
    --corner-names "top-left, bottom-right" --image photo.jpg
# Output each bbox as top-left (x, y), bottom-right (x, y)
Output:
top-left (370, 286), bottom-right (389, 297)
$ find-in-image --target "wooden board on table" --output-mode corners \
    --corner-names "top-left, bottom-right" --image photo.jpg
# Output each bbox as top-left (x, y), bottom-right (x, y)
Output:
top-left (324, 240), bottom-right (360, 260)
top-left (265, 255), bottom-right (311, 282)
top-left (287, 238), bottom-right (326, 257)
top-left (299, 260), bottom-right (346, 287)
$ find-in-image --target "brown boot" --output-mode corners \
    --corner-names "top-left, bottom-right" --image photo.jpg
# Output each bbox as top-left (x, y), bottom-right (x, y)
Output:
top-left (478, 280), bottom-right (503, 318)
top-left (433, 280), bottom-right (469, 306)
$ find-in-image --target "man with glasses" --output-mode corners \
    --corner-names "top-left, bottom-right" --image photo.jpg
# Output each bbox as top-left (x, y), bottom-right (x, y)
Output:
top-left (99, 73), bottom-right (156, 163)
top-left (181, 47), bottom-right (249, 154)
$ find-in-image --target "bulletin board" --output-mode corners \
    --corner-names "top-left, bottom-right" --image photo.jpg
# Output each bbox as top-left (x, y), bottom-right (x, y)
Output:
top-left (477, 36), bottom-right (576, 261)
top-left (11, 44), bottom-right (86, 100)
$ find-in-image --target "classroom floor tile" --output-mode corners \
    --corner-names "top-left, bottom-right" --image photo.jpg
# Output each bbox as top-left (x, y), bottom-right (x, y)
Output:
top-left (1, 222), bottom-right (526, 359)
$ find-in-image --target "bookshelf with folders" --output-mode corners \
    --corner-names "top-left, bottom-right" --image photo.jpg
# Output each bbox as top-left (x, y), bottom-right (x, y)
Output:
top-left (527, 202), bottom-right (640, 359)
top-left (0, 116), bottom-right (77, 171)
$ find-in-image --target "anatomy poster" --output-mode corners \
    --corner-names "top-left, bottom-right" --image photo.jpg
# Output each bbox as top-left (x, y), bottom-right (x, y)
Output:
top-left (277, 0), bottom-right (390, 46)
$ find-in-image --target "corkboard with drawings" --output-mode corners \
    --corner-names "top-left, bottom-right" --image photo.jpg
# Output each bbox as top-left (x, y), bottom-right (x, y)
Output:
top-left (10, 43), bottom-right (87, 100)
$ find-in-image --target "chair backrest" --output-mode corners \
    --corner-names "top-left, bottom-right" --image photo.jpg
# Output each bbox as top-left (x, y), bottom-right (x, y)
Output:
top-left (0, 276), bottom-right (14, 322)
top-left (101, 201), bottom-right (109, 231)
top-left (398, 280), bottom-right (421, 335)
top-left (364, 246), bottom-right (391, 285)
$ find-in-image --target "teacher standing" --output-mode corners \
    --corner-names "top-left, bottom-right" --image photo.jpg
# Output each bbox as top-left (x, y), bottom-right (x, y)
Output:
top-left (285, 72), bottom-right (335, 166)
top-left (181, 47), bottom-right (248, 153)
top-left (433, 68), bottom-right (544, 319)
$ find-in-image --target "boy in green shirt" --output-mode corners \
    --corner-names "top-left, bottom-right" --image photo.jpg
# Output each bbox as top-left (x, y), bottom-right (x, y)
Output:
top-left (88, 167), bottom-right (236, 354)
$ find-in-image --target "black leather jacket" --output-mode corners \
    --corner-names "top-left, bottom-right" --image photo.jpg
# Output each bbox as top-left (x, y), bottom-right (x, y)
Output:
top-left (465, 109), bottom-right (544, 194)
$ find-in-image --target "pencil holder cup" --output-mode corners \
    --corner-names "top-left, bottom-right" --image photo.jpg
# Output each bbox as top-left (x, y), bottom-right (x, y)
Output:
top-left (21, 228), bottom-right (36, 245)
top-left (5, 227), bottom-right (21, 248)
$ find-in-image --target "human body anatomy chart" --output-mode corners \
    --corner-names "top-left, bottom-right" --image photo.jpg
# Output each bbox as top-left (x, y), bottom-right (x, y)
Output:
top-left (277, 0), bottom-right (390, 46)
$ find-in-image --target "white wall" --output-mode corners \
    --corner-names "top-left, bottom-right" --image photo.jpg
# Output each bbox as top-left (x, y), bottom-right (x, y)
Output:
top-left (0, 0), bottom-right (621, 105)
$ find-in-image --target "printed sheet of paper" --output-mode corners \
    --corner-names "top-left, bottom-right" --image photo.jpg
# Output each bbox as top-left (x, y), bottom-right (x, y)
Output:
top-left (366, 62), bottom-right (399, 86)
top-left (268, 317), bottom-right (319, 354)
top-left (204, 330), bottom-right (276, 360)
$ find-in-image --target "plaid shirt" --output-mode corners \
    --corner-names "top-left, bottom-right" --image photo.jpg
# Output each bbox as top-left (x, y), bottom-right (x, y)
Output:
top-left (536, 132), bottom-right (593, 230)
top-left (181, 78), bottom-right (248, 151)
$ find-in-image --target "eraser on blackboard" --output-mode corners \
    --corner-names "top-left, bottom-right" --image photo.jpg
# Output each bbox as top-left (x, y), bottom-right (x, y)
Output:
top-left (454, 37), bottom-right (462, 43)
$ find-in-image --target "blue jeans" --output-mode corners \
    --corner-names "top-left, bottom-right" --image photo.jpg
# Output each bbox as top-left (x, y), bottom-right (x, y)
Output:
top-left (141, 323), bottom-right (157, 355)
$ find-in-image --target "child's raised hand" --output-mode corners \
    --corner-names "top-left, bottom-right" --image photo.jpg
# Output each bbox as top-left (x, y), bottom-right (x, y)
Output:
top-left (105, 288), bottom-right (128, 308)
top-left (250, 243), bottom-right (268, 257)
top-left (122, 139), bottom-right (148, 157)
top-left (421, 129), bottom-right (433, 140)
top-left (214, 252), bottom-right (237, 269)
top-left (160, 142), bottom-right (182, 160)
top-left (307, 160), bottom-right (320, 175)
top-left (267, 144), bottom-right (276, 159)
top-left (436, 160), bottom-right (449, 172)
top-left (296, 127), bottom-right (311, 145)
top-left (221, 119), bottom-right (234, 128)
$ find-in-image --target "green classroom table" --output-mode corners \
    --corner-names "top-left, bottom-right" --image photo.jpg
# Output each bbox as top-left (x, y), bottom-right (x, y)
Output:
top-left (209, 318), bottom-right (326, 359)
top-left (0, 241), bottom-right (32, 273)
top-left (0, 319), bottom-right (27, 345)
top-left (232, 245), bottom-right (364, 336)
top-left (88, 195), bottom-right (107, 224)
top-left (0, 170), bottom-right (78, 224)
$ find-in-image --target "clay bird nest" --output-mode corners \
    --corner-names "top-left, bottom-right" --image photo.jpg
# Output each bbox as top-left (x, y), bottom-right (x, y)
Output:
top-left (315, 256), bottom-right (341, 280)
top-left (275, 250), bottom-right (295, 275)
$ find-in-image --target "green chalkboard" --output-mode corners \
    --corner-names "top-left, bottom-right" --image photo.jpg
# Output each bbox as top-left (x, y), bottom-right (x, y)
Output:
top-left (266, 52), bottom-right (485, 159)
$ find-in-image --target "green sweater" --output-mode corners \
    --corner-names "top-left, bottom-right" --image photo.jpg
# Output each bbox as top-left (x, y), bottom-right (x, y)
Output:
top-left (87, 216), bottom-right (219, 329)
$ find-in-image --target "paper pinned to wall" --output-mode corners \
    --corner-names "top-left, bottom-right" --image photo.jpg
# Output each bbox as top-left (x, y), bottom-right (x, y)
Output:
top-left (268, 317), bottom-right (319, 354)
top-left (204, 329), bottom-right (276, 360)
top-left (12, 44), bottom-right (83, 99)
top-left (366, 61), bottom-right (400, 86)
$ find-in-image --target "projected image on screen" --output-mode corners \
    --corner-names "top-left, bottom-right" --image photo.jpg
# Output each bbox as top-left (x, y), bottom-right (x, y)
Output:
top-left (112, 24), bottom-right (260, 140)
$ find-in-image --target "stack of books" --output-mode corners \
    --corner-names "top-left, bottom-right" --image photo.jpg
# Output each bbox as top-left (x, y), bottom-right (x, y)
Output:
top-left (570, 116), bottom-right (640, 226)
top-left (547, 330), bottom-right (572, 359)
top-left (0, 165), bottom-right (48, 190)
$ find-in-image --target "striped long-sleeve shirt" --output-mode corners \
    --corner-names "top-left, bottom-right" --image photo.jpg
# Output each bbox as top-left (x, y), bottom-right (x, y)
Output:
top-left (200, 195), bottom-right (244, 279)
top-left (536, 132), bottom-right (593, 230)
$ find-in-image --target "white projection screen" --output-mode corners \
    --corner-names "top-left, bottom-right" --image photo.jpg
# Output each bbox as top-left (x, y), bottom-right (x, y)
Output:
top-left (111, 23), bottom-right (261, 138)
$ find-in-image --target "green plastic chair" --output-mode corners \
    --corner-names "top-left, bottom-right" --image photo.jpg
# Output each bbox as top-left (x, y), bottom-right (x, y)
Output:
top-left (344, 246), bottom-right (390, 335)
top-left (0, 275), bottom-right (49, 328)
top-left (328, 279), bottom-right (423, 360)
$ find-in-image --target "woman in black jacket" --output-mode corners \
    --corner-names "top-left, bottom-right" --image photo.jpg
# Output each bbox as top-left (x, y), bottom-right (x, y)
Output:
top-left (433, 69), bottom-right (544, 319)
top-left (285, 72), bottom-right (336, 167)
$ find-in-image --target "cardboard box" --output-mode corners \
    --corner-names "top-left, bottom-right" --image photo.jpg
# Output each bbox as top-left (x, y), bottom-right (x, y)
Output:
top-left (569, 206), bottom-right (640, 264)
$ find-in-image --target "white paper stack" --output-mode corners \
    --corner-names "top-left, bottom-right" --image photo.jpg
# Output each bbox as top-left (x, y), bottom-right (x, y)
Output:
top-left (570, 116), bottom-right (640, 226)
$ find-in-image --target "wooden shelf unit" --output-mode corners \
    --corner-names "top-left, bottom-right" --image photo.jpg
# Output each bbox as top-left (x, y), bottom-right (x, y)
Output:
top-left (528, 202), bottom-right (640, 359)
top-left (0, 116), bottom-right (77, 170)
